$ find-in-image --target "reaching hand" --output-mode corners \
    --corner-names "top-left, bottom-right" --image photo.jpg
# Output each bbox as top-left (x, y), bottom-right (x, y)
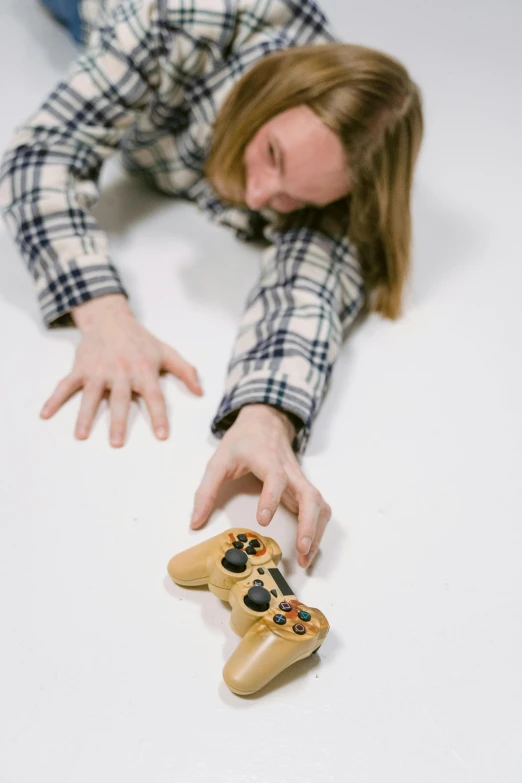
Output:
top-left (190, 403), bottom-right (332, 568)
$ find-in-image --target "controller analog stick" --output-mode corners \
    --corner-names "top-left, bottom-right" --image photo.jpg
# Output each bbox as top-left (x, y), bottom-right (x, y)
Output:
top-left (244, 586), bottom-right (271, 612)
top-left (222, 548), bottom-right (248, 573)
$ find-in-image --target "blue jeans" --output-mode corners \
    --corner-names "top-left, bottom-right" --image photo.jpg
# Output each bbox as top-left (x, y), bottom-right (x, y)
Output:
top-left (41, 0), bottom-right (84, 44)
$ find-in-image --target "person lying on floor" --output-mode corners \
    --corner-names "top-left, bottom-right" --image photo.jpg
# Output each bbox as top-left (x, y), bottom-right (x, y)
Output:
top-left (0, 0), bottom-right (424, 567)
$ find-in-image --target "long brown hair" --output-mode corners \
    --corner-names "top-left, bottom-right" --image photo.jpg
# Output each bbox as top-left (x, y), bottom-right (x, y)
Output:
top-left (205, 44), bottom-right (424, 319)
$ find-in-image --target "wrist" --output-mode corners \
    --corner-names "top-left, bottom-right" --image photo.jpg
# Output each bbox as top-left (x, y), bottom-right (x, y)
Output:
top-left (237, 403), bottom-right (298, 442)
top-left (71, 294), bottom-right (133, 333)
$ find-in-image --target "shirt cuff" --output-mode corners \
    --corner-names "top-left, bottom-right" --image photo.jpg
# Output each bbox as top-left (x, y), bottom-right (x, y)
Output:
top-left (210, 372), bottom-right (318, 457)
top-left (37, 256), bottom-right (128, 327)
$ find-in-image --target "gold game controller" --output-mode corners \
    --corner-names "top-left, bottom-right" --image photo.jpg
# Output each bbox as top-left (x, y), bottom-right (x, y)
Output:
top-left (167, 528), bottom-right (329, 695)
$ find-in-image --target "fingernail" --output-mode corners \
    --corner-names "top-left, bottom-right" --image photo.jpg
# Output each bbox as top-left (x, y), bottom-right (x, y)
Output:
top-left (301, 537), bottom-right (312, 554)
top-left (190, 507), bottom-right (199, 524)
top-left (111, 435), bottom-right (123, 447)
top-left (41, 405), bottom-right (50, 417)
top-left (157, 427), bottom-right (168, 439)
top-left (259, 508), bottom-right (272, 525)
top-left (77, 427), bottom-right (87, 438)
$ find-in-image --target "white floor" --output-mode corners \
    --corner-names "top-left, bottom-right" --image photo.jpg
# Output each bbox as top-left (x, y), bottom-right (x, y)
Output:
top-left (1, 1), bottom-right (521, 781)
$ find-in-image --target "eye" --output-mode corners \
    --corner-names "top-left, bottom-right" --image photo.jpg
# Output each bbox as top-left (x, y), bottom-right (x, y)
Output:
top-left (268, 143), bottom-right (276, 164)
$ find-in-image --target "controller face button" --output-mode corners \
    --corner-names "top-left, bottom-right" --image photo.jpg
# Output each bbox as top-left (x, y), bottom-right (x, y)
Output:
top-left (298, 610), bottom-right (311, 622)
top-left (293, 624), bottom-right (307, 635)
top-left (245, 546), bottom-right (257, 555)
top-left (232, 541), bottom-right (244, 549)
top-left (249, 539), bottom-right (261, 548)
top-left (222, 549), bottom-right (248, 573)
top-left (270, 589), bottom-right (278, 597)
top-left (273, 614), bottom-right (287, 625)
top-left (244, 586), bottom-right (271, 612)
top-left (257, 568), bottom-right (265, 575)
top-left (279, 602), bottom-right (293, 613)
top-left (253, 579), bottom-right (264, 587)
top-left (237, 534), bottom-right (248, 543)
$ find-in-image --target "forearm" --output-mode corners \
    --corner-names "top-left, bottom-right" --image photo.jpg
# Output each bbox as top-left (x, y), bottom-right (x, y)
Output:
top-left (0, 129), bottom-right (127, 325)
top-left (211, 226), bottom-right (365, 456)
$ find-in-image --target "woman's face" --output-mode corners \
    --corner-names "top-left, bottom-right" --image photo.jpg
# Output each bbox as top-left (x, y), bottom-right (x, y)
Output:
top-left (243, 105), bottom-right (351, 214)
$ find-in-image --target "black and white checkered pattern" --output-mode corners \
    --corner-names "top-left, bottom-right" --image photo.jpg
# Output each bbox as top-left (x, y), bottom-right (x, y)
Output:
top-left (0, 0), bottom-right (364, 455)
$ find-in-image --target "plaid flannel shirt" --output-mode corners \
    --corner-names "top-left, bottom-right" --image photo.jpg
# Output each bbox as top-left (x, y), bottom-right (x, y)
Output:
top-left (0, 0), bottom-right (365, 455)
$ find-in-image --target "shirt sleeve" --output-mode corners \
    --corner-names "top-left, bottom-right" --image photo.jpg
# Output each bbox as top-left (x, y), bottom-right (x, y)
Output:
top-left (0, 0), bottom-right (235, 325)
top-left (210, 222), bottom-right (365, 457)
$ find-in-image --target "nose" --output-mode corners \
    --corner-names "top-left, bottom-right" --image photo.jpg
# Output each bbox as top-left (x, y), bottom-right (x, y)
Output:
top-left (245, 173), bottom-right (276, 211)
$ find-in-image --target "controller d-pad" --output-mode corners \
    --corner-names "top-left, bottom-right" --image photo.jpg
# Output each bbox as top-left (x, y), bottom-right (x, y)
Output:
top-left (245, 546), bottom-right (257, 555)
top-left (273, 614), bottom-right (287, 625)
top-left (293, 624), bottom-right (307, 635)
top-left (237, 534), bottom-right (248, 543)
top-left (232, 541), bottom-right (244, 549)
top-left (279, 602), bottom-right (292, 612)
top-left (249, 539), bottom-right (261, 548)
top-left (270, 589), bottom-right (278, 597)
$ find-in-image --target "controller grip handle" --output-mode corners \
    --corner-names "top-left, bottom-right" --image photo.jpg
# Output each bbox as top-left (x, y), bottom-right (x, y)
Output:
top-left (223, 617), bottom-right (326, 696)
top-left (168, 532), bottom-right (224, 586)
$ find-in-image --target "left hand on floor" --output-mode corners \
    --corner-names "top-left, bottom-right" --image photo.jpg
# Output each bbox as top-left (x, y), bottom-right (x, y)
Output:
top-left (189, 403), bottom-right (332, 568)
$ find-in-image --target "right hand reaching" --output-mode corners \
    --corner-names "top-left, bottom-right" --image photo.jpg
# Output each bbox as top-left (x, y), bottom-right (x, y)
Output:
top-left (40, 294), bottom-right (203, 446)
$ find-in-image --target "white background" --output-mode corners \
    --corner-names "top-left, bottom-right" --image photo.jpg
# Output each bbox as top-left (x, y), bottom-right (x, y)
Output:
top-left (0, 1), bottom-right (521, 781)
